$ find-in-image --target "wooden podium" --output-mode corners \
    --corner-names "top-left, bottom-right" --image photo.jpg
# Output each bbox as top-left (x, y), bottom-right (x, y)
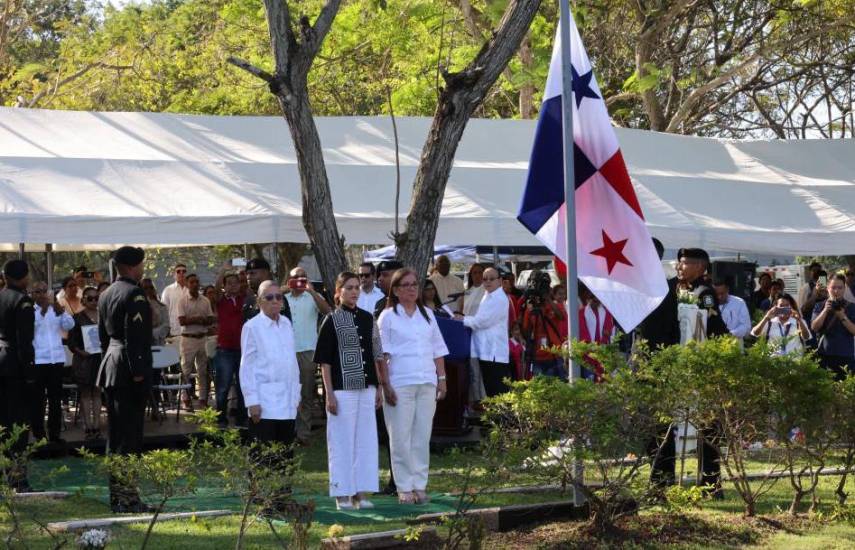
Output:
top-left (432, 317), bottom-right (471, 436)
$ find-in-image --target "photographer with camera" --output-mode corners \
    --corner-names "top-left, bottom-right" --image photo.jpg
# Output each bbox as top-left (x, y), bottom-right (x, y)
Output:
top-left (285, 266), bottom-right (331, 444)
top-left (751, 293), bottom-right (811, 356)
top-left (810, 273), bottom-right (855, 380)
top-left (520, 270), bottom-right (567, 380)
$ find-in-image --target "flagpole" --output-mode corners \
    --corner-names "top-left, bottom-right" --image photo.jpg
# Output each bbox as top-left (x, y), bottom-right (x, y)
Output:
top-left (558, 0), bottom-right (584, 508)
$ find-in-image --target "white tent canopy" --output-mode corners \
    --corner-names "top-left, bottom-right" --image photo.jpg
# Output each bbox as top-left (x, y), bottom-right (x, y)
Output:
top-left (0, 107), bottom-right (853, 254)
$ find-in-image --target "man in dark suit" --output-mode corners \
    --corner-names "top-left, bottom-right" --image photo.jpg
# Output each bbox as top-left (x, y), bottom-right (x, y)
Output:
top-left (97, 246), bottom-right (153, 513)
top-left (0, 260), bottom-right (35, 492)
top-left (674, 247), bottom-right (728, 498)
top-left (635, 238), bottom-right (680, 489)
top-left (371, 259), bottom-right (402, 495)
top-left (242, 258), bottom-right (291, 322)
top-left (373, 260), bottom-right (403, 319)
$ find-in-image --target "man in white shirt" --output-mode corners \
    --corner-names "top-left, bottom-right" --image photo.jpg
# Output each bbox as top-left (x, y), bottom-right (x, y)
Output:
top-left (160, 262), bottom-right (188, 339)
top-left (430, 255), bottom-right (464, 314)
top-left (239, 280), bottom-right (301, 512)
top-left (356, 262), bottom-right (385, 313)
top-left (284, 267), bottom-right (330, 444)
top-left (30, 281), bottom-right (75, 444)
top-left (455, 267), bottom-right (510, 397)
top-left (713, 279), bottom-right (751, 339)
top-left (797, 262), bottom-right (823, 309)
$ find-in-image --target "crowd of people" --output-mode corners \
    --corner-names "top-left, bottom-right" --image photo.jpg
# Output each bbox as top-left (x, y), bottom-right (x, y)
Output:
top-left (2, 245), bottom-right (854, 513)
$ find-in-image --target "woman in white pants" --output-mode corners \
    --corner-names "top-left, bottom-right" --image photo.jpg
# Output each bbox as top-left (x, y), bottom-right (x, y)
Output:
top-left (378, 268), bottom-right (449, 504)
top-left (315, 272), bottom-right (385, 510)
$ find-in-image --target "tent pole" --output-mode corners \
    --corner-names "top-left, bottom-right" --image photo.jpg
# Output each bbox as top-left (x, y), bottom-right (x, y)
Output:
top-left (492, 246), bottom-right (499, 266)
top-left (18, 243), bottom-right (25, 260)
top-left (45, 244), bottom-right (54, 290)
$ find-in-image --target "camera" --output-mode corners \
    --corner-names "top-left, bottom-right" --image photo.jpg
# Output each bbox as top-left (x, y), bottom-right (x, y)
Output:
top-left (832, 299), bottom-right (845, 311)
top-left (523, 270), bottom-right (552, 308)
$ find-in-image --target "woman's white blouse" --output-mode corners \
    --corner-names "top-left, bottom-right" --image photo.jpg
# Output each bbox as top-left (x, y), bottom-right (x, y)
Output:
top-left (239, 312), bottom-right (301, 420)
top-left (378, 306), bottom-right (449, 389)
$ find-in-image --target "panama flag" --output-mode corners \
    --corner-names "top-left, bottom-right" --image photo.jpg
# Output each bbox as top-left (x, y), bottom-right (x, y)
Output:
top-left (517, 13), bottom-right (667, 331)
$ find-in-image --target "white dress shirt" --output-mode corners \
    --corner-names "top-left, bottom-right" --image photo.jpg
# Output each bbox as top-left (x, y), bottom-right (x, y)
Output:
top-left (378, 305), bottom-right (449, 388)
top-left (285, 291), bottom-right (319, 352)
top-left (463, 288), bottom-right (510, 363)
top-left (357, 285), bottom-right (386, 313)
top-left (762, 317), bottom-right (809, 356)
top-left (720, 294), bottom-right (751, 338)
top-left (34, 307), bottom-right (75, 364)
top-left (239, 312), bottom-right (301, 420)
top-left (161, 282), bottom-right (188, 337)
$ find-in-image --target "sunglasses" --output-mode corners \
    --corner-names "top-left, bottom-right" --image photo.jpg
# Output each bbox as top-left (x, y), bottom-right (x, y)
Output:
top-left (84, 296), bottom-right (98, 302)
top-left (262, 293), bottom-right (283, 302)
top-left (175, 269), bottom-right (187, 274)
top-left (358, 273), bottom-right (373, 278)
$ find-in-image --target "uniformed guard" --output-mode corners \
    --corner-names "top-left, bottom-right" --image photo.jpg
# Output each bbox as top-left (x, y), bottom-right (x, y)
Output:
top-left (0, 260), bottom-right (35, 492)
top-left (97, 246), bottom-right (153, 513)
top-left (673, 247), bottom-right (729, 499)
top-left (242, 258), bottom-right (291, 323)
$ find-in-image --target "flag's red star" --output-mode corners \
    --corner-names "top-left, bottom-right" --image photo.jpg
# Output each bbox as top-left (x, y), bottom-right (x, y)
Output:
top-left (590, 230), bottom-right (633, 274)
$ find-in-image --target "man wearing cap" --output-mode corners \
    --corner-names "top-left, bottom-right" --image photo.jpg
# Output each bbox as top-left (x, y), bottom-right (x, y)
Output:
top-left (674, 247), bottom-right (728, 499)
top-left (97, 246), bottom-right (153, 513)
top-left (0, 260), bottom-right (35, 492)
top-left (636, 238), bottom-right (680, 490)
top-left (373, 260), bottom-right (403, 319)
top-left (243, 258), bottom-right (291, 323)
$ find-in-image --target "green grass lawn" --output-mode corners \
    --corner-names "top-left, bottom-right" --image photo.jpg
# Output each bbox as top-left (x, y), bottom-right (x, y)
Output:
top-left (6, 435), bottom-right (855, 548)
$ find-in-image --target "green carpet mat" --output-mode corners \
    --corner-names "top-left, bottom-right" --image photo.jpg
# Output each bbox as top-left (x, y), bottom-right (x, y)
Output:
top-left (30, 459), bottom-right (459, 525)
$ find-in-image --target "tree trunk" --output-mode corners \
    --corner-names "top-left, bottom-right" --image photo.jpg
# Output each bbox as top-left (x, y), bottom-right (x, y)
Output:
top-left (518, 34), bottom-right (534, 119)
top-left (788, 490), bottom-right (805, 516)
top-left (397, 0), bottom-right (542, 278)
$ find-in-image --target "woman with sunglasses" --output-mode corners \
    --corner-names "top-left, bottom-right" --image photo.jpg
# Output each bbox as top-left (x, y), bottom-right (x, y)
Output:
top-left (751, 293), bottom-right (811, 356)
top-left (68, 287), bottom-right (103, 439)
top-left (314, 272), bottom-right (385, 510)
top-left (378, 268), bottom-right (448, 504)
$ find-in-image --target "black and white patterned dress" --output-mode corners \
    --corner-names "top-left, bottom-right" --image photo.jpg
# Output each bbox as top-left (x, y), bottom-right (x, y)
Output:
top-left (313, 305), bottom-right (383, 390)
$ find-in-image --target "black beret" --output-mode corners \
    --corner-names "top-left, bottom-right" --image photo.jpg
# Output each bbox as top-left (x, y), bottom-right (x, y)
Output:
top-left (677, 248), bottom-right (709, 263)
top-left (377, 260), bottom-right (403, 274)
top-left (113, 246), bottom-right (145, 267)
top-left (245, 258), bottom-right (270, 271)
top-left (3, 260), bottom-right (29, 280)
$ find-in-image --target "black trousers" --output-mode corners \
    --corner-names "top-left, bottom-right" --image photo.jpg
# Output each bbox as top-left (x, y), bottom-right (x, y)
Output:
top-left (0, 375), bottom-right (31, 489)
top-left (376, 407), bottom-right (395, 492)
top-left (249, 418), bottom-right (296, 501)
top-left (30, 363), bottom-right (64, 440)
top-left (648, 423), bottom-right (676, 487)
top-left (819, 354), bottom-right (853, 382)
top-left (480, 360), bottom-right (511, 397)
top-left (698, 424), bottom-right (722, 492)
top-left (105, 382), bottom-right (148, 505)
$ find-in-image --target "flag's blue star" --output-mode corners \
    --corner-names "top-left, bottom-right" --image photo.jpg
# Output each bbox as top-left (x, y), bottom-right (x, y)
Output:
top-left (571, 65), bottom-right (599, 108)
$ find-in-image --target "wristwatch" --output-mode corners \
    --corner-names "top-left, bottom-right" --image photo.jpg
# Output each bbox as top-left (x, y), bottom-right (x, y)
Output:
top-left (437, 375), bottom-right (447, 381)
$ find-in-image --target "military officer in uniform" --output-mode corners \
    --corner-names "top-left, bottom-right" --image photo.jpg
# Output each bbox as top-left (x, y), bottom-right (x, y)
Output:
top-left (372, 260), bottom-right (403, 319)
top-left (674, 247), bottom-right (729, 498)
top-left (0, 260), bottom-right (35, 492)
top-left (97, 246), bottom-right (153, 513)
top-left (242, 258), bottom-right (291, 323)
